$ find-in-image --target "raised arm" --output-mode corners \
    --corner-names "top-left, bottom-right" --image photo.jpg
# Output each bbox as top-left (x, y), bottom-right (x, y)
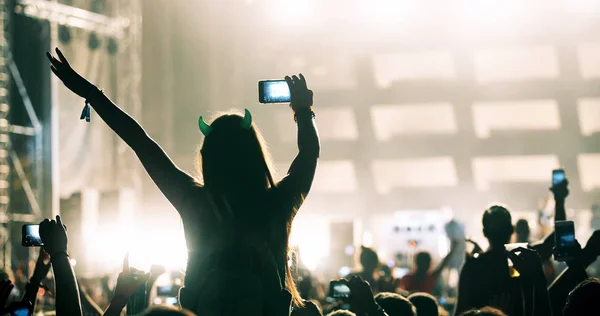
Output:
top-left (40, 215), bottom-right (82, 316)
top-left (533, 179), bottom-right (570, 260)
top-left (548, 230), bottom-right (600, 316)
top-left (21, 248), bottom-right (51, 309)
top-left (278, 74), bottom-right (320, 215)
top-left (432, 240), bottom-right (460, 278)
top-left (47, 48), bottom-right (196, 211)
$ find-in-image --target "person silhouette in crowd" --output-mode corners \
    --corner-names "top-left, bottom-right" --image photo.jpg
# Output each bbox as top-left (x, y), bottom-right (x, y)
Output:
top-left (454, 205), bottom-right (521, 315)
top-left (400, 241), bottom-right (459, 294)
top-left (460, 307), bottom-right (507, 316)
top-left (48, 48), bottom-right (319, 315)
top-left (408, 292), bottom-right (443, 316)
top-left (349, 247), bottom-right (380, 292)
top-left (374, 292), bottom-right (416, 316)
top-left (562, 277), bottom-right (600, 316)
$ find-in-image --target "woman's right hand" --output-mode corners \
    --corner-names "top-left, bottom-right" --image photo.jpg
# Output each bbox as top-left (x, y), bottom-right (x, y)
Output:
top-left (46, 48), bottom-right (96, 99)
top-left (285, 74), bottom-right (313, 112)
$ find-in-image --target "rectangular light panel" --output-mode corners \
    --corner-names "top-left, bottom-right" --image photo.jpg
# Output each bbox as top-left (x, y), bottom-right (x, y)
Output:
top-left (472, 99), bottom-right (561, 138)
top-left (372, 157), bottom-right (458, 194)
top-left (371, 103), bottom-right (458, 141)
top-left (276, 55), bottom-right (357, 90)
top-left (577, 43), bottom-right (600, 79)
top-left (372, 51), bottom-right (456, 88)
top-left (577, 98), bottom-right (600, 136)
top-left (473, 46), bottom-right (558, 83)
top-left (472, 155), bottom-right (560, 191)
top-left (578, 154), bottom-right (600, 192)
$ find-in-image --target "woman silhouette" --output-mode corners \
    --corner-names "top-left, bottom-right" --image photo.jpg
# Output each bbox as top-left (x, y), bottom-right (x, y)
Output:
top-left (47, 48), bottom-right (319, 315)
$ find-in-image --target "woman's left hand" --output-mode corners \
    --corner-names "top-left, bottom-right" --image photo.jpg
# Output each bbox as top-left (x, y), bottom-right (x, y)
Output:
top-left (46, 48), bottom-right (96, 99)
top-left (285, 74), bottom-right (313, 111)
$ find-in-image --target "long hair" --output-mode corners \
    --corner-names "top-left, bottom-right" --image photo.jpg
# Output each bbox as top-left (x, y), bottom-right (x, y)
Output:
top-left (195, 111), bottom-right (303, 307)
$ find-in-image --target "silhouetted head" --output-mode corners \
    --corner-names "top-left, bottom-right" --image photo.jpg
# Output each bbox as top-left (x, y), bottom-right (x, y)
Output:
top-left (461, 307), bottom-right (506, 316)
top-left (414, 252), bottom-right (432, 272)
top-left (360, 247), bottom-right (379, 272)
top-left (198, 110), bottom-right (275, 203)
top-left (140, 306), bottom-right (195, 316)
top-left (326, 311), bottom-right (355, 316)
top-left (482, 204), bottom-right (513, 248)
top-left (515, 219), bottom-right (530, 243)
top-left (408, 292), bottom-right (440, 316)
top-left (563, 277), bottom-right (600, 316)
top-left (375, 292), bottom-right (417, 316)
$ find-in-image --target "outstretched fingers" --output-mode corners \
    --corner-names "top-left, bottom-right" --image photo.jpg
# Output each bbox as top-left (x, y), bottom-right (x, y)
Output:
top-left (285, 75), bottom-right (294, 88)
top-left (50, 65), bottom-right (59, 77)
top-left (298, 73), bottom-right (308, 89)
top-left (46, 52), bottom-right (61, 68)
top-left (55, 48), bottom-right (70, 66)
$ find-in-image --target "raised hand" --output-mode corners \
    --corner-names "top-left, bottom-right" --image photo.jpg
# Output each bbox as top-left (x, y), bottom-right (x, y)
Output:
top-left (46, 48), bottom-right (96, 99)
top-left (508, 247), bottom-right (545, 281)
top-left (39, 215), bottom-right (68, 255)
top-left (112, 254), bottom-right (150, 302)
top-left (285, 74), bottom-right (313, 111)
top-left (31, 248), bottom-right (51, 283)
top-left (346, 276), bottom-right (379, 315)
top-left (550, 179), bottom-right (569, 201)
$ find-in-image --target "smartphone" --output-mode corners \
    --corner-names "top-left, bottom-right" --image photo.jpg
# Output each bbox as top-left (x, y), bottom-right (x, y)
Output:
top-left (21, 224), bottom-right (43, 247)
top-left (329, 280), bottom-right (351, 299)
top-left (552, 169), bottom-right (566, 186)
top-left (156, 285), bottom-right (174, 297)
top-left (12, 307), bottom-right (32, 316)
top-left (554, 220), bottom-right (576, 261)
top-left (258, 80), bottom-right (291, 103)
top-left (9, 302), bottom-right (32, 316)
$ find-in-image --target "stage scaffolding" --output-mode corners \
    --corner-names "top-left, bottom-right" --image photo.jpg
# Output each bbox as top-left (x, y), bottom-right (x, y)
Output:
top-left (1, 0), bottom-right (143, 269)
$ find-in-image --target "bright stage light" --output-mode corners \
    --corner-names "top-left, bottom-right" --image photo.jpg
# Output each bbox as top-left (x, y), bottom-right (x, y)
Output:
top-left (84, 215), bottom-right (187, 274)
top-left (362, 232), bottom-right (373, 247)
top-left (454, 0), bottom-right (525, 37)
top-left (563, 0), bottom-right (600, 15)
top-left (289, 216), bottom-right (329, 271)
top-left (269, 0), bottom-right (315, 26)
top-left (361, 0), bottom-right (420, 28)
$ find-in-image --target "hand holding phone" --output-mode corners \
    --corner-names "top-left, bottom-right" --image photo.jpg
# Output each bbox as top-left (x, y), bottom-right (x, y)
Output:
top-left (38, 215), bottom-right (68, 254)
top-left (258, 74), bottom-right (313, 110)
top-left (554, 220), bottom-right (577, 262)
top-left (551, 169), bottom-right (569, 201)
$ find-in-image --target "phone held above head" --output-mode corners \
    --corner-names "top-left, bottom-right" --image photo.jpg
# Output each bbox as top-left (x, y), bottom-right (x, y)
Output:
top-left (554, 220), bottom-right (576, 262)
top-left (258, 80), bottom-right (291, 104)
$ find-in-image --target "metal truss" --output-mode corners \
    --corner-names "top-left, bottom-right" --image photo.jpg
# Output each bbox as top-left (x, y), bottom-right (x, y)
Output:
top-left (0, 1), bottom-right (10, 270)
top-left (6, 0), bottom-right (142, 269)
top-left (15, 0), bottom-right (128, 38)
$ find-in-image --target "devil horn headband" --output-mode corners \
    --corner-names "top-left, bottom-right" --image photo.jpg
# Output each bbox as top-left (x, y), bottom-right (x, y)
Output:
top-left (198, 109), bottom-right (253, 136)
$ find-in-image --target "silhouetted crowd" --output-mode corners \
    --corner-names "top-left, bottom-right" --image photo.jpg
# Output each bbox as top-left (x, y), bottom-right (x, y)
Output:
top-left (0, 48), bottom-right (598, 316)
